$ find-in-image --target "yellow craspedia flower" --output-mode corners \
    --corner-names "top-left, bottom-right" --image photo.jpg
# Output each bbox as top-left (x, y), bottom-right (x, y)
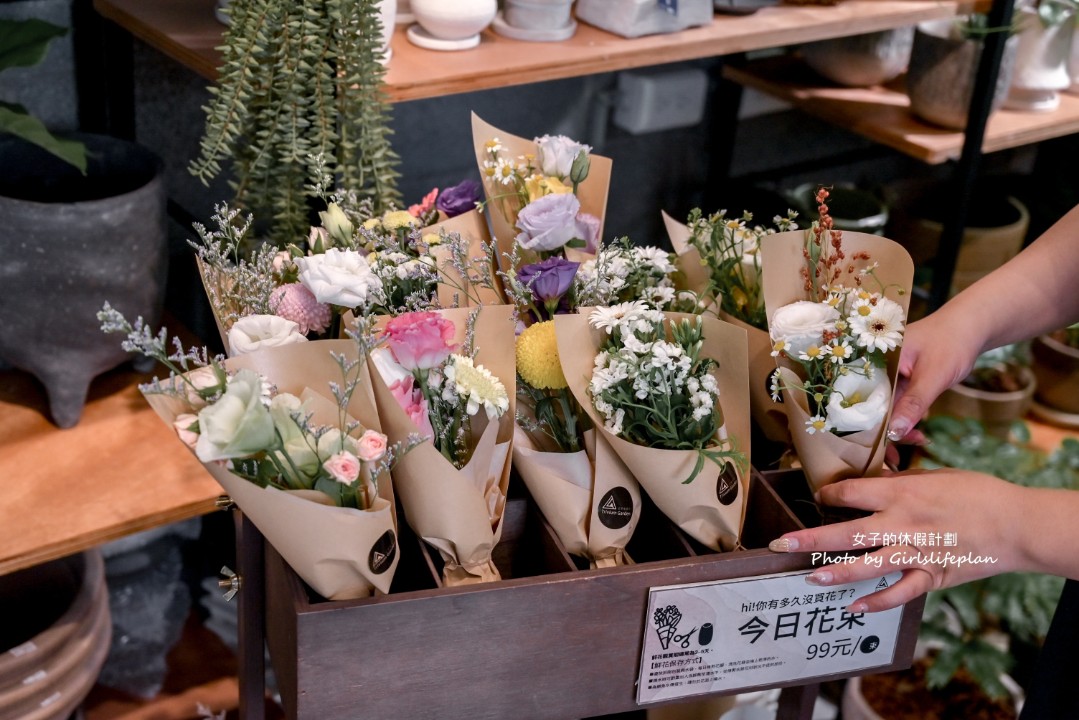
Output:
top-left (382, 210), bottom-right (418, 231)
top-left (422, 232), bottom-right (442, 247)
top-left (515, 321), bottom-right (567, 390)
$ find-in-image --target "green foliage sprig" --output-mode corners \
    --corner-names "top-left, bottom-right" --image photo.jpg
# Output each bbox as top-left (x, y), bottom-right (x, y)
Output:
top-left (190, 0), bottom-right (402, 245)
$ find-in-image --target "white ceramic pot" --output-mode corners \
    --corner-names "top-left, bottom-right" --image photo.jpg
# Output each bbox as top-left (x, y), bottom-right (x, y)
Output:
top-left (1067, 19), bottom-right (1079, 93)
top-left (801, 26), bottom-right (914, 87)
top-left (410, 0), bottom-right (496, 48)
top-left (1006, 6), bottom-right (1074, 112)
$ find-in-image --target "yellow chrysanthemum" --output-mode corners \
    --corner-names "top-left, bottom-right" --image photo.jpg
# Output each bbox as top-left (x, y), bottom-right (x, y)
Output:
top-left (382, 210), bottom-right (418, 231)
top-left (422, 232), bottom-right (442, 247)
top-left (362, 218), bottom-right (382, 231)
top-left (515, 321), bottom-right (567, 390)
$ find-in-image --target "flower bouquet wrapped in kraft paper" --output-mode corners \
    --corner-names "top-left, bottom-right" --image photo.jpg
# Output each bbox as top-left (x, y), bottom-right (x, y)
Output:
top-left (664, 208), bottom-right (801, 445)
top-left (553, 306), bottom-right (751, 552)
top-left (423, 209), bottom-right (506, 309)
top-left (471, 112), bottom-right (611, 263)
top-left (761, 188), bottom-right (914, 494)
top-left (513, 313), bottom-right (642, 567)
top-left (99, 308), bottom-right (418, 601)
top-left (368, 305), bottom-right (517, 585)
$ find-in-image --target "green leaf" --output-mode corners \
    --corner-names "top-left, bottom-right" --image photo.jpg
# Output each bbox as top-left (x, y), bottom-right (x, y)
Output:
top-left (0, 18), bottom-right (68, 72)
top-left (0, 104), bottom-right (86, 173)
top-left (565, 238), bottom-right (587, 249)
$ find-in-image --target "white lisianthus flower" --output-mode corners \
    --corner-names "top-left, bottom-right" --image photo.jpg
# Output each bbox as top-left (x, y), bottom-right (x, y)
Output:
top-left (825, 370), bottom-right (891, 433)
top-left (184, 365), bottom-right (226, 407)
top-left (195, 369), bottom-right (275, 463)
top-left (534, 134), bottom-right (591, 178)
top-left (227, 314), bottom-right (307, 356)
top-left (849, 297), bottom-right (906, 353)
top-left (296, 248), bottom-right (383, 309)
top-left (769, 301), bottom-right (841, 358)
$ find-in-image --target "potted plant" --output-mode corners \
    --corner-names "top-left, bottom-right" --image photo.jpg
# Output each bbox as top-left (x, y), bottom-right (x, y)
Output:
top-left (906, 15), bottom-right (1019, 130)
top-left (1006, 0), bottom-right (1076, 112)
top-left (930, 342), bottom-right (1037, 438)
top-left (800, 26), bottom-right (915, 88)
top-left (0, 17), bottom-right (168, 428)
top-left (189, 0), bottom-right (402, 245)
top-left (1031, 323), bottom-right (1079, 421)
top-left (844, 416), bottom-right (1078, 719)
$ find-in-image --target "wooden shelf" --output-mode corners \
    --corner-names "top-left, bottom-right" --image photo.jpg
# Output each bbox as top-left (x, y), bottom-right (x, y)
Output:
top-left (724, 54), bottom-right (1079, 164)
top-left (92, 0), bottom-right (981, 103)
top-left (0, 365), bottom-right (224, 576)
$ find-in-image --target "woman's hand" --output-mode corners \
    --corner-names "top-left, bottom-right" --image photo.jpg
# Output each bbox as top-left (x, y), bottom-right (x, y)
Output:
top-left (768, 469), bottom-right (1027, 612)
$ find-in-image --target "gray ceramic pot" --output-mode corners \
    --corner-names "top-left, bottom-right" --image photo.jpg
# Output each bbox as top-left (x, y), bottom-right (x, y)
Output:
top-left (801, 26), bottom-right (915, 87)
top-left (0, 134), bottom-right (167, 428)
top-left (906, 19), bottom-right (1019, 130)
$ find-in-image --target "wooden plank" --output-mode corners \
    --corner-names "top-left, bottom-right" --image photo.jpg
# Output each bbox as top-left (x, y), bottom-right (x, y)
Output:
top-left (0, 365), bottom-right (223, 576)
top-left (92, 0), bottom-right (980, 102)
top-left (725, 54), bottom-right (1079, 164)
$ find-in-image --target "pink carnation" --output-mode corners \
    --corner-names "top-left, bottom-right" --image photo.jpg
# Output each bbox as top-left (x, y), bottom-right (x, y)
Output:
top-left (408, 188), bottom-right (439, 218)
top-left (269, 283), bottom-right (332, 335)
top-left (382, 311), bottom-right (457, 371)
top-left (357, 429), bottom-right (388, 462)
top-left (323, 451), bottom-right (361, 485)
top-left (389, 376), bottom-right (434, 439)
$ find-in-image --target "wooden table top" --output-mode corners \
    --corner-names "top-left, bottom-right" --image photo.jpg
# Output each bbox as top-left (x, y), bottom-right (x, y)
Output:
top-left (0, 364), bottom-right (224, 576)
top-left (93, 0), bottom-right (981, 102)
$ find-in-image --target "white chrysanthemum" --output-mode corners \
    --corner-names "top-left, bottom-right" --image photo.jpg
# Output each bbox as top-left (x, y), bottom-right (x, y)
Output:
top-left (589, 301), bottom-right (649, 334)
top-left (622, 333), bottom-right (654, 356)
top-left (494, 157), bottom-right (517, 185)
top-left (444, 355), bottom-right (509, 420)
top-left (798, 345), bottom-right (825, 362)
top-left (605, 408), bottom-right (626, 436)
top-left (633, 246), bottom-right (675, 274)
top-left (805, 415), bottom-right (833, 435)
top-left (849, 297), bottom-right (905, 352)
top-left (827, 339), bottom-right (854, 365)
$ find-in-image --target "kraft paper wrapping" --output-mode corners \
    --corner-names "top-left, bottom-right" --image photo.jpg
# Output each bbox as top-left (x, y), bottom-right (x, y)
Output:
top-left (553, 311), bottom-right (751, 552)
top-left (513, 428), bottom-right (641, 568)
top-left (145, 340), bottom-right (399, 600)
top-left (425, 209), bottom-right (508, 307)
top-left (760, 230), bottom-right (914, 493)
top-left (470, 113), bottom-right (612, 261)
top-left (664, 211), bottom-right (789, 444)
top-left (369, 305), bottom-right (517, 585)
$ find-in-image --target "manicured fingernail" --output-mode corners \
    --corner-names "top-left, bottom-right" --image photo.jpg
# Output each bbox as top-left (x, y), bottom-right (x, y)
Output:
top-left (806, 570), bottom-right (832, 585)
top-left (769, 537), bottom-right (798, 552)
top-left (848, 601), bottom-right (868, 613)
top-left (887, 419), bottom-right (910, 442)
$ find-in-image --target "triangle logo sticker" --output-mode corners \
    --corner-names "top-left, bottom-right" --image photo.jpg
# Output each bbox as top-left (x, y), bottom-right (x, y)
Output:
top-left (876, 577), bottom-right (889, 590)
top-left (602, 496), bottom-right (618, 511)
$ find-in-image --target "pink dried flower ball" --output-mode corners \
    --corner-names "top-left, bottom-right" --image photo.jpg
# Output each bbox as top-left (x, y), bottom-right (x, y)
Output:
top-left (269, 283), bottom-right (332, 335)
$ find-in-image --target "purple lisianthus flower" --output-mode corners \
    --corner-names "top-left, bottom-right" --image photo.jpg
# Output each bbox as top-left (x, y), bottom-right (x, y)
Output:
top-left (577, 211), bottom-right (601, 254)
top-left (435, 178), bottom-right (482, 218)
top-left (515, 193), bottom-right (594, 252)
top-left (518, 256), bottom-right (580, 303)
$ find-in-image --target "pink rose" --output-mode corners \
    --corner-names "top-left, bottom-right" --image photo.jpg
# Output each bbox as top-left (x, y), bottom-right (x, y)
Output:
top-left (174, 413), bottom-right (199, 449)
top-left (408, 188), bottom-right (438, 218)
top-left (357, 429), bottom-right (388, 462)
top-left (382, 311), bottom-right (457, 371)
top-left (389, 376), bottom-right (435, 439)
top-left (323, 451), bottom-right (362, 485)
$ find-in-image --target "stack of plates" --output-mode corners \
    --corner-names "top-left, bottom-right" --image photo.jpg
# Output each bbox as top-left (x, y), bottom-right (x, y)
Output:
top-left (0, 551), bottom-right (111, 720)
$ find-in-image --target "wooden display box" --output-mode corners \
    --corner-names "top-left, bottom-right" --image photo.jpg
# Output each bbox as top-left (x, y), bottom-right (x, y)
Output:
top-left (258, 469), bottom-right (923, 719)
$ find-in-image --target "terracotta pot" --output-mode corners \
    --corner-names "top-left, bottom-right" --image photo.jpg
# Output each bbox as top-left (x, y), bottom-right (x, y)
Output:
top-left (930, 366), bottom-right (1036, 438)
top-left (801, 26), bottom-right (914, 87)
top-left (844, 666), bottom-right (1024, 720)
top-left (884, 181), bottom-right (1029, 297)
top-left (1031, 333), bottom-right (1079, 417)
top-left (906, 19), bottom-right (1018, 130)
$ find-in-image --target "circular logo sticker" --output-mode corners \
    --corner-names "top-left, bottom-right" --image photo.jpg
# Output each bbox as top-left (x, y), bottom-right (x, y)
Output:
top-left (597, 487), bottom-right (634, 529)
top-left (860, 635), bottom-right (881, 654)
top-left (369, 530), bottom-right (397, 575)
top-left (716, 463), bottom-right (740, 506)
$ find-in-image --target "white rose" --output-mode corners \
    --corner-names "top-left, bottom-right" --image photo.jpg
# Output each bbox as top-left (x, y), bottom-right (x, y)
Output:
top-left (825, 371), bottom-right (891, 433)
top-left (534, 134), bottom-right (591, 178)
top-left (769, 301), bottom-right (840, 358)
top-left (195, 369), bottom-right (275, 462)
top-left (296, 248), bottom-right (383, 309)
top-left (227, 314), bottom-right (307, 356)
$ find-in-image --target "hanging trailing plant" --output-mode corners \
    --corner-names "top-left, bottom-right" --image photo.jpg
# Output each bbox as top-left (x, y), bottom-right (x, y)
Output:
top-left (189, 0), bottom-right (402, 245)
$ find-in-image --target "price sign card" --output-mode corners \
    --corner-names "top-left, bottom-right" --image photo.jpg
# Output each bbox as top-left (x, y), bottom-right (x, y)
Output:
top-left (636, 571), bottom-right (903, 705)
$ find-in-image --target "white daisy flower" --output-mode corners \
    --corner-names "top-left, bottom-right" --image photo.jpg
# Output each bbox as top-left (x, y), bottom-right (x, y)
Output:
top-left (805, 415), bottom-right (833, 435)
top-left (827, 339), bottom-right (854, 364)
top-left (850, 297), bottom-right (905, 352)
top-left (589, 301), bottom-right (648, 334)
